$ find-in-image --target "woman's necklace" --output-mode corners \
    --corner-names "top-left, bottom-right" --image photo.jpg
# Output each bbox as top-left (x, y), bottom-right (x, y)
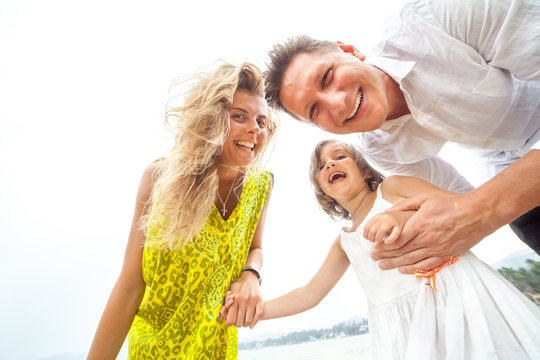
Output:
top-left (217, 174), bottom-right (239, 217)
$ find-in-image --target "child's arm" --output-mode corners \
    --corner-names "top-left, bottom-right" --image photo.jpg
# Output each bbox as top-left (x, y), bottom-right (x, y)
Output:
top-left (87, 163), bottom-right (158, 359)
top-left (261, 236), bottom-right (350, 320)
top-left (381, 175), bottom-right (459, 203)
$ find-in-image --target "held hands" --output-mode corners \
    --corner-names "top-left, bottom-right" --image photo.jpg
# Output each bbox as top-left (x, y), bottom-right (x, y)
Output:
top-left (372, 193), bottom-right (490, 274)
top-left (220, 291), bottom-right (235, 321)
top-left (219, 271), bottom-right (263, 329)
top-left (363, 210), bottom-right (415, 243)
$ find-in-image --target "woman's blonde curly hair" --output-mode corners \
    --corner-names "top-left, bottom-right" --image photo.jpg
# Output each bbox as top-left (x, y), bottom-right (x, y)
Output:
top-left (142, 61), bottom-right (277, 249)
top-left (309, 140), bottom-right (384, 221)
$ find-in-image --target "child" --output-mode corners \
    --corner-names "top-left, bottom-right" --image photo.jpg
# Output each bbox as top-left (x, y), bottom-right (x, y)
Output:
top-left (223, 140), bottom-right (540, 359)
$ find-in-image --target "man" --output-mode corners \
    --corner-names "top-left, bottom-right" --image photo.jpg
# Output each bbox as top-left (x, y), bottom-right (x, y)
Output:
top-left (264, 0), bottom-right (540, 273)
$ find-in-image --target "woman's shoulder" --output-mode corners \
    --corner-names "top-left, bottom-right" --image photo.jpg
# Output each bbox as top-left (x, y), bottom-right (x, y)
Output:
top-left (247, 169), bottom-right (273, 187)
top-left (141, 160), bottom-right (163, 186)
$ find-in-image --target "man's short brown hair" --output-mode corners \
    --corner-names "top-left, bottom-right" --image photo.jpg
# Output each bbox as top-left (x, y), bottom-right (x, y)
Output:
top-left (265, 35), bottom-right (339, 119)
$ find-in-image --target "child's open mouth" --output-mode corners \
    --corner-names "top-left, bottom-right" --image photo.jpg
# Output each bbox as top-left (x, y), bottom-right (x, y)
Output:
top-left (329, 171), bottom-right (346, 184)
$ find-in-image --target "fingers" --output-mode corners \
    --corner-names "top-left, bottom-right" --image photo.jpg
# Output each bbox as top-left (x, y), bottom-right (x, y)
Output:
top-left (243, 300), bottom-right (255, 328)
top-left (371, 229), bottom-right (419, 260)
top-left (374, 240), bottom-right (449, 274)
top-left (383, 225), bottom-right (400, 244)
top-left (233, 299), bottom-right (247, 327)
top-left (376, 247), bottom-right (430, 272)
top-left (225, 301), bottom-right (238, 326)
top-left (364, 215), bottom-right (393, 242)
top-left (336, 41), bottom-right (365, 60)
top-left (386, 195), bottom-right (425, 213)
top-left (249, 301), bottom-right (264, 329)
top-left (372, 214), bottom-right (420, 254)
top-left (397, 256), bottom-right (447, 275)
top-left (226, 294), bottom-right (261, 328)
top-left (220, 292), bottom-right (234, 321)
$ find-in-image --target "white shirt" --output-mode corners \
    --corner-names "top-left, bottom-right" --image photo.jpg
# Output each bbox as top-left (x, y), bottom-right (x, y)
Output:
top-left (358, 0), bottom-right (540, 193)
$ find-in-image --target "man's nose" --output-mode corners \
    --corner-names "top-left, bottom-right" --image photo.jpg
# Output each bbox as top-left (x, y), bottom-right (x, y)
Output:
top-left (321, 91), bottom-right (346, 118)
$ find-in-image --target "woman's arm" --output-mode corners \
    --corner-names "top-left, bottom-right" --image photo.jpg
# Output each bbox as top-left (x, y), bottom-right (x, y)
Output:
top-left (87, 163), bottom-right (158, 359)
top-left (262, 236), bottom-right (350, 320)
top-left (225, 175), bottom-right (272, 329)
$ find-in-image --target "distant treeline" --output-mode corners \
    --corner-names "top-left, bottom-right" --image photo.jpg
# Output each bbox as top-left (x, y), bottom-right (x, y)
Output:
top-left (238, 318), bottom-right (369, 350)
top-left (498, 259), bottom-right (540, 305)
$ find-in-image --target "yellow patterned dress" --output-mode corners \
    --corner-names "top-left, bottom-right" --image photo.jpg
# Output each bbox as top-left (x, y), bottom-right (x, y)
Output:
top-left (128, 170), bottom-right (272, 360)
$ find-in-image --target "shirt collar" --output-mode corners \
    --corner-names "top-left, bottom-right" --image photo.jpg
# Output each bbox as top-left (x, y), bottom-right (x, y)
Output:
top-left (366, 56), bottom-right (415, 84)
top-left (365, 57), bottom-right (416, 131)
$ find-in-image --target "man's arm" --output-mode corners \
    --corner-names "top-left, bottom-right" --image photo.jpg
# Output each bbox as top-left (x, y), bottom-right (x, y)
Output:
top-left (373, 150), bottom-right (540, 273)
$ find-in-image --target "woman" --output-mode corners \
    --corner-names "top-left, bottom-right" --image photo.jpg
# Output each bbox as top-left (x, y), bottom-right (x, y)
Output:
top-left (87, 61), bottom-right (277, 359)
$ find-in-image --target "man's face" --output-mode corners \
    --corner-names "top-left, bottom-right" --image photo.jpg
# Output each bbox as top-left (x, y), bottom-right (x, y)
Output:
top-left (279, 51), bottom-right (390, 134)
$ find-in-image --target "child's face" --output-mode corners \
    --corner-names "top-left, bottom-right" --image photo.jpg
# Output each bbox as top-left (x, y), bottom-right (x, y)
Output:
top-left (317, 142), bottom-right (366, 200)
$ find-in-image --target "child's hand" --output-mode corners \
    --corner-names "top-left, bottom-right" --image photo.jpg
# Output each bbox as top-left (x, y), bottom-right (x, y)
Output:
top-left (220, 291), bottom-right (235, 322)
top-left (363, 211), bottom-right (415, 244)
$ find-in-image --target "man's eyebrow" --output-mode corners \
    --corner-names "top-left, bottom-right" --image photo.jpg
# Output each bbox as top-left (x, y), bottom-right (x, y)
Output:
top-left (230, 108), bottom-right (248, 113)
top-left (303, 62), bottom-right (327, 118)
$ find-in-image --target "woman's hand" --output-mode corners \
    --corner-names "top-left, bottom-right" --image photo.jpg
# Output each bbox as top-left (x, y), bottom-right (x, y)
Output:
top-left (220, 291), bottom-right (235, 321)
top-left (224, 270), bottom-right (263, 329)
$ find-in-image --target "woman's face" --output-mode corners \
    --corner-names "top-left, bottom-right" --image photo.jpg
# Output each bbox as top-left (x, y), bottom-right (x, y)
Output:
top-left (219, 90), bottom-right (269, 168)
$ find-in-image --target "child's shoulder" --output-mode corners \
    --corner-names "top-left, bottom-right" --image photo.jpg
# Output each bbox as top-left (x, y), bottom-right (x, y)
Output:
top-left (380, 175), bottom-right (409, 204)
top-left (381, 175), bottom-right (442, 202)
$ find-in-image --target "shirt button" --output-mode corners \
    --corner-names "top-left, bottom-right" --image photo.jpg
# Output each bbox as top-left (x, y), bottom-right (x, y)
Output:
top-left (453, 133), bottom-right (462, 140)
top-left (484, 140), bottom-right (492, 147)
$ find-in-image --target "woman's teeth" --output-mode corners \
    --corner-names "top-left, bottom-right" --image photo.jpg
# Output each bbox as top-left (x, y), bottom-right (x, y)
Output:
top-left (346, 91), bottom-right (363, 120)
top-left (234, 141), bottom-right (255, 150)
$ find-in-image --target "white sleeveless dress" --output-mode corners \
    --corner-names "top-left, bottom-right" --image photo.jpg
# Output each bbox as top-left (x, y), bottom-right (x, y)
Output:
top-left (340, 190), bottom-right (540, 359)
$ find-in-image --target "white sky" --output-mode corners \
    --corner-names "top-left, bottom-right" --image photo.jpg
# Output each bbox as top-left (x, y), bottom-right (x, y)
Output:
top-left (0, 0), bottom-right (530, 359)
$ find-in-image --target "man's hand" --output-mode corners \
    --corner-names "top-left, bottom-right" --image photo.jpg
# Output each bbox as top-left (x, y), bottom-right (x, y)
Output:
top-left (224, 270), bottom-right (263, 329)
top-left (372, 193), bottom-right (493, 273)
top-left (363, 210), bottom-right (415, 243)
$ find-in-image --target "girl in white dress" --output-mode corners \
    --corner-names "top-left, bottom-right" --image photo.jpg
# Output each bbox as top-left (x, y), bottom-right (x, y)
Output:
top-left (223, 139), bottom-right (540, 359)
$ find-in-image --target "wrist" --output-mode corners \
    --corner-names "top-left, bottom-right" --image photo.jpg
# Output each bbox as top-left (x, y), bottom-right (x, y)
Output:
top-left (243, 265), bottom-right (262, 286)
top-left (457, 191), bottom-right (502, 239)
